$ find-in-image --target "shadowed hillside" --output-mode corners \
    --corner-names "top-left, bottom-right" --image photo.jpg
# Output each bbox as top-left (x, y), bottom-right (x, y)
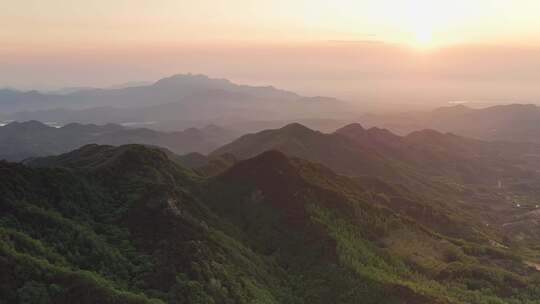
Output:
top-left (3, 144), bottom-right (540, 303)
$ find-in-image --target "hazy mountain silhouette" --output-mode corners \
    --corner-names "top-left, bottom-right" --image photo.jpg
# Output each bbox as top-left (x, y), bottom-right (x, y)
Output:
top-left (1, 74), bottom-right (348, 126)
top-left (365, 104), bottom-right (540, 144)
top-left (428, 104), bottom-right (540, 142)
top-left (0, 120), bottom-right (236, 161)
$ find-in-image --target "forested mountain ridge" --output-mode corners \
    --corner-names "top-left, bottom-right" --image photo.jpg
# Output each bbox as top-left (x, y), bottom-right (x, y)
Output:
top-left (3, 144), bottom-right (540, 303)
top-left (210, 123), bottom-right (540, 249)
top-left (212, 122), bottom-right (540, 185)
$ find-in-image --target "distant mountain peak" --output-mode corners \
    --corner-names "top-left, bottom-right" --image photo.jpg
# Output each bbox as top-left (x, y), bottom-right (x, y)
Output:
top-left (4, 120), bottom-right (50, 129)
top-left (434, 103), bottom-right (540, 117)
top-left (486, 103), bottom-right (539, 113)
top-left (404, 129), bottom-right (453, 144)
top-left (281, 122), bottom-right (313, 131)
top-left (278, 123), bottom-right (318, 137)
top-left (150, 73), bottom-right (301, 102)
top-left (366, 126), bottom-right (399, 137)
top-left (335, 123), bottom-right (400, 144)
top-left (432, 104), bottom-right (473, 116)
top-left (335, 123), bottom-right (366, 134)
top-left (153, 73), bottom-right (231, 87)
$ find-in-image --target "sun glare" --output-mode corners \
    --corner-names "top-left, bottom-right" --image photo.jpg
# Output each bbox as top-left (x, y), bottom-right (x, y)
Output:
top-left (412, 28), bottom-right (434, 49)
top-left (392, 0), bottom-right (462, 50)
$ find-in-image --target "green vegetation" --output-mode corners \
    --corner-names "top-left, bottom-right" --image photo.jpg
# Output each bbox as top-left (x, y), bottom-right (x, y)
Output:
top-left (3, 144), bottom-right (540, 303)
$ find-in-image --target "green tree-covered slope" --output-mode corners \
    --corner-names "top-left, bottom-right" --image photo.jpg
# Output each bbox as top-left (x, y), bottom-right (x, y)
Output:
top-left (2, 144), bottom-right (540, 303)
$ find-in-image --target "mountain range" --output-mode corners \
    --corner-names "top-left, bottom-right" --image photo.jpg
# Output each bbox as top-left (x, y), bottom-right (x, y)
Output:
top-left (208, 122), bottom-right (540, 243)
top-left (3, 142), bottom-right (540, 303)
top-left (0, 121), bottom-right (237, 161)
top-left (5, 75), bottom-right (540, 144)
top-left (0, 74), bottom-right (351, 130)
top-left (365, 103), bottom-right (540, 144)
top-left (5, 74), bottom-right (540, 303)
top-left (212, 122), bottom-right (540, 186)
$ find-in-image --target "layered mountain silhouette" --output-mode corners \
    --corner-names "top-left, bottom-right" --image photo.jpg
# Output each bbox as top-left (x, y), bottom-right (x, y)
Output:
top-left (212, 122), bottom-right (540, 185)
top-left (212, 122), bottom-right (398, 179)
top-left (0, 120), bottom-right (236, 161)
top-left (366, 103), bottom-right (540, 144)
top-left (0, 74), bottom-right (347, 127)
top-left (5, 76), bottom-right (540, 144)
top-left (428, 104), bottom-right (540, 143)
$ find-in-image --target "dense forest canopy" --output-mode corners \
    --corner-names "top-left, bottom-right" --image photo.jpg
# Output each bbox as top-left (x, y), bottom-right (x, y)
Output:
top-left (3, 142), bottom-right (540, 303)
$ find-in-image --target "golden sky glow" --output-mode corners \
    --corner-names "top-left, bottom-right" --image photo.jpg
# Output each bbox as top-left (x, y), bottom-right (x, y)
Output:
top-left (3, 0), bottom-right (540, 50)
top-left (3, 0), bottom-right (540, 102)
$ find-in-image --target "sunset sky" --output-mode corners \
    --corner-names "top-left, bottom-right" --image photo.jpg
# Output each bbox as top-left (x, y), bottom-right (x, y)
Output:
top-left (2, 0), bottom-right (540, 105)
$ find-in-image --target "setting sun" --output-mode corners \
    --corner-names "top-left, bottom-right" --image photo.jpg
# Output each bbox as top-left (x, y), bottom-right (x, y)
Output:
top-left (6, 2), bottom-right (540, 304)
top-left (392, 0), bottom-right (461, 49)
top-left (412, 29), bottom-right (434, 49)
